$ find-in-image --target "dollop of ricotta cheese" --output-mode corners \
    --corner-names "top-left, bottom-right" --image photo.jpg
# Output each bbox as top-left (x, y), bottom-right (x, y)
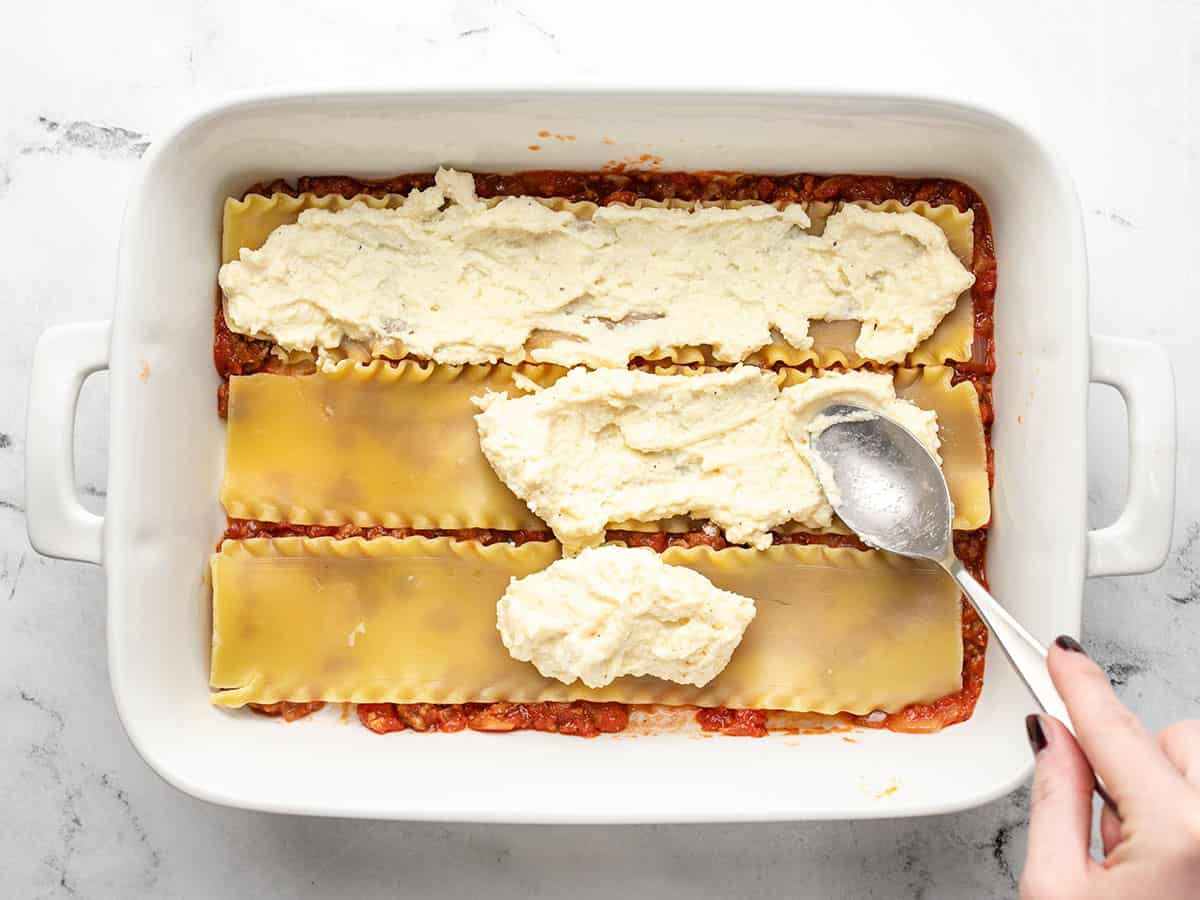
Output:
top-left (474, 366), bottom-right (940, 554)
top-left (497, 545), bottom-right (757, 688)
top-left (218, 168), bottom-right (974, 367)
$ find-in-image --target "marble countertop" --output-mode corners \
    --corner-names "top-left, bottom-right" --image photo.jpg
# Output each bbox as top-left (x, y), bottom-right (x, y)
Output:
top-left (2, 1), bottom-right (1197, 897)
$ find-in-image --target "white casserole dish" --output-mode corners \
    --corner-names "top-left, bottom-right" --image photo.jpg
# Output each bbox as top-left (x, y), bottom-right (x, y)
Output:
top-left (24, 90), bottom-right (1176, 823)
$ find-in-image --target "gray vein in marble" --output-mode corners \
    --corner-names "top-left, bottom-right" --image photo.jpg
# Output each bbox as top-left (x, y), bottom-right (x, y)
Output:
top-left (14, 688), bottom-right (163, 896)
top-left (990, 824), bottom-right (1017, 887)
top-left (980, 787), bottom-right (1028, 890)
top-left (889, 787), bottom-right (1032, 897)
top-left (1090, 636), bottom-right (1152, 691)
top-left (78, 484), bottom-right (106, 499)
top-left (1104, 660), bottom-right (1145, 686)
top-left (5, 553), bottom-right (26, 603)
top-left (514, 6), bottom-right (558, 43)
top-left (0, 433), bottom-right (12, 448)
top-left (96, 771), bottom-right (163, 888)
top-left (1089, 207), bottom-right (1137, 228)
top-left (18, 688), bottom-right (82, 897)
top-left (21, 117), bottom-right (150, 160)
top-left (898, 832), bottom-right (933, 900)
top-left (0, 497), bottom-right (24, 514)
top-left (1167, 521), bottom-right (1200, 604)
top-left (1107, 657), bottom-right (1145, 685)
top-left (459, 26), bottom-right (491, 37)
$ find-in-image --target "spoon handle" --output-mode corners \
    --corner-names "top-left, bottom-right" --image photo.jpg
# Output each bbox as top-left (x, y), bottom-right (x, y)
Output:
top-left (946, 560), bottom-right (1118, 815)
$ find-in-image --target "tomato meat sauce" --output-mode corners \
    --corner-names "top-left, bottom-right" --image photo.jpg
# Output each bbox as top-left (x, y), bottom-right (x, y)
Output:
top-left (248, 700), bottom-right (326, 722)
top-left (217, 169), bottom-right (996, 738)
top-left (357, 701), bottom-right (629, 738)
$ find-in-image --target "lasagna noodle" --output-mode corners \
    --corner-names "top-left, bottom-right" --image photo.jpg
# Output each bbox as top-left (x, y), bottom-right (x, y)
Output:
top-left (221, 359), bottom-right (561, 530)
top-left (222, 192), bottom-right (974, 368)
top-left (221, 362), bottom-right (990, 532)
top-left (891, 367), bottom-right (991, 530)
top-left (210, 537), bottom-right (964, 714)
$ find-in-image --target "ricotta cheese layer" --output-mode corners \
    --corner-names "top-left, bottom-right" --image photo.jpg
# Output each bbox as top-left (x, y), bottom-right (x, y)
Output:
top-left (497, 545), bottom-right (757, 688)
top-left (219, 168), bottom-right (974, 367)
top-left (474, 366), bottom-right (940, 553)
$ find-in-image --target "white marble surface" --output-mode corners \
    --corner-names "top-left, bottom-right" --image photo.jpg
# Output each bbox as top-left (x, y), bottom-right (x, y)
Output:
top-left (2, 1), bottom-right (1197, 896)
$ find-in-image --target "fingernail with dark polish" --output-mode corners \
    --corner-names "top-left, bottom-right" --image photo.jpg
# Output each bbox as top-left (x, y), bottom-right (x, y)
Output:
top-left (1025, 714), bottom-right (1048, 754)
top-left (1055, 634), bottom-right (1087, 655)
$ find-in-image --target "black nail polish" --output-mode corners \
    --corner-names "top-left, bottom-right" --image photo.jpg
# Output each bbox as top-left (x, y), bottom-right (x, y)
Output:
top-left (1025, 714), bottom-right (1048, 754)
top-left (1055, 634), bottom-right (1087, 655)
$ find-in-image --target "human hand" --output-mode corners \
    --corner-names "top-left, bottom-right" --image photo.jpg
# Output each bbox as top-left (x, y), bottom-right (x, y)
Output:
top-left (1020, 635), bottom-right (1200, 899)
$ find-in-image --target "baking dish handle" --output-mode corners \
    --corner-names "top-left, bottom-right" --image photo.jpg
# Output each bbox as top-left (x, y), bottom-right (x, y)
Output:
top-left (25, 321), bottom-right (111, 565)
top-left (1086, 334), bottom-right (1176, 578)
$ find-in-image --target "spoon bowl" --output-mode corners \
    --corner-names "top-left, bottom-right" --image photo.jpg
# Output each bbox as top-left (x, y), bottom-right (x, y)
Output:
top-left (810, 404), bottom-right (953, 563)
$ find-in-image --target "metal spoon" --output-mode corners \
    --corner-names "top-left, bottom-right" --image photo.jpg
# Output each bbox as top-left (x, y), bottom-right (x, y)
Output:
top-left (808, 403), bottom-right (1116, 812)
